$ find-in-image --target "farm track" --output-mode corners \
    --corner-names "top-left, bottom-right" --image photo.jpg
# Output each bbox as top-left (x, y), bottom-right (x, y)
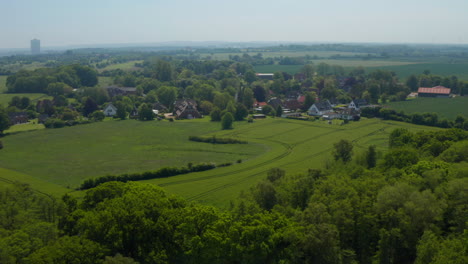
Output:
top-left (186, 122), bottom-right (387, 202)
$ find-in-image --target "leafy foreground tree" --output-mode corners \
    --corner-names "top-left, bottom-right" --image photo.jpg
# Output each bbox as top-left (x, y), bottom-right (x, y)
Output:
top-left (0, 106), bottom-right (11, 135)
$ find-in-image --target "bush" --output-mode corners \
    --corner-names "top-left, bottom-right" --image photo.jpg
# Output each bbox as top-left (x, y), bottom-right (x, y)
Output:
top-left (44, 118), bottom-right (66, 128)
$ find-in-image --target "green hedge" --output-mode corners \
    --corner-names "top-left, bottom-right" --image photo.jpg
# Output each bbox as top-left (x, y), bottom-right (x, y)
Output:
top-left (189, 135), bottom-right (247, 144)
top-left (80, 162), bottom-right (226, 190)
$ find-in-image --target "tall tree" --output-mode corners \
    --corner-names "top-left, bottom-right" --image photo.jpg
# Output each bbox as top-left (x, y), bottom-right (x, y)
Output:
top-left (332, 139), bottom-right (353, 163)
top-left (83, 97), bottom-right (98, 117)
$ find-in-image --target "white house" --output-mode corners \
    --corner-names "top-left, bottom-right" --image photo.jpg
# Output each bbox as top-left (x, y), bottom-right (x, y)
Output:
top-left (103, 103), bottom-right (118, 116)
top-left (308, 100), bottom-right (333, 116)
top-left (348, 99), bottom-right (368, 111)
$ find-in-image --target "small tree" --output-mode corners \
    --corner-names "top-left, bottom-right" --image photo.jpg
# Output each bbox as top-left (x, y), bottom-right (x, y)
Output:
top-left (115, 102), bottom-right (127, 120)
top-left (221, 112), bottom-right (234, 130)
top-left (138, 103), bottom-right (154, 121)
top-left (262, 105), bottom-right (275, 116)
top-left (333, 139), bottom-right (353, 163)
top-left (90, 111), bottom-right (105, 122)
top-left (276, 105), bottom-right (283, 117)
top-left (83, 97), bottom-right (98, 117)
top-left (210, 107), bottom-right (222, 121)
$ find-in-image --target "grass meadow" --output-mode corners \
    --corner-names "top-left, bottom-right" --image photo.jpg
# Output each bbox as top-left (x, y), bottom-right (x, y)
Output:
top-left (386, 97), bottom-right (468, 120)
top-left (0, 117), bottom-right (440, 207)
top-left (99, 60), bottom-right (143, 72)
top-left (0, 93), bottom-right (52, 106)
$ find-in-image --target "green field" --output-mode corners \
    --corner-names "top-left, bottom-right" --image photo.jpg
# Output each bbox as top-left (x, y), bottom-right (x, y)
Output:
top-left (99, 60), bottom-right (143, 72)
top-left (386, 97), bottom-right (468, 120)
top-left (254, 59), bottom-right (415, 74)
top-left (0, 117), bottom-right (440, 207)
top-left (0, 76), bottom-right (8, 93)
top-left (368, 63), bottom-right (468, 81)
top-left (0, 93), bottom-right (51, 106)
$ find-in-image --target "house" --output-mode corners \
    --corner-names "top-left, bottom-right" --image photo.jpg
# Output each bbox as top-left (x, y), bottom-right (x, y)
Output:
top-left (340, 108), bottom-right (360, 120)
top-left (348, 99), bottom-right (369, 111)
top-left (253, 114), bottom-right (266, 119)
top-left (173, 100), bottom-right (202, 119)
top-left (308, 100), bottom-right (333, 116)
top-left (153, 102), bottom-right (168, 113)
top-left (103, 103), bottom-right (117, 117)
top-left (105, 86), bottom-right (137, 97)
top-left (268, 97), bottom-right (283, 109)
top-left (283, 99), bottom-right (302, 110)
top-left (253, 101), bottom-right (268, 108)
top-left (417, 86), bottom-right (451, 97)
top-left (8, 112), bottom-right (29, 125)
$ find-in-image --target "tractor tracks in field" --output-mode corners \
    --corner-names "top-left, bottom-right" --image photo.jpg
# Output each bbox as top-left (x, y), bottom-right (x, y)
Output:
top-left (185, 123), bottom-right (390, 202)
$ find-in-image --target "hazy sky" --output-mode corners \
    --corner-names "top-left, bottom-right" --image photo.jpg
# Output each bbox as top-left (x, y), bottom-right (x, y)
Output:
top-left (2, 0), bottom-right (468, 48)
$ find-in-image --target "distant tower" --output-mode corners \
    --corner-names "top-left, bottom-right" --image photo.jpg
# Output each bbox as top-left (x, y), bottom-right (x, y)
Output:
top-left (31, 39), bottom-right (40, 54)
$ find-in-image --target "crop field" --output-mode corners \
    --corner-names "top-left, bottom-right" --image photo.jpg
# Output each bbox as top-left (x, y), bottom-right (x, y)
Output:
top-left (0, 93), bottom-right (51, 106)
top-left (386, 97), bottom-right (468, 120)
top-left (0, 117), bottom-right (440, 208)
top-left (0, 76), bottom-right (8, 93)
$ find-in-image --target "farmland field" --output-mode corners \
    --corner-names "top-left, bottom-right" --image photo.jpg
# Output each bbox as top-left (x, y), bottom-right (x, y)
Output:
top-left (0, 117), bottom-right (440, 207)
top-left (0, 93), bottom-right (51, 106)
top-left (386, 97), bottom-right (468, 120)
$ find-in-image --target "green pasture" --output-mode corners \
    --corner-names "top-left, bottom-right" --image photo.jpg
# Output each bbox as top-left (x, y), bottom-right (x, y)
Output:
top-left (368, 63), bottom-right (468, 81)
top-left (0, 117), bottom-right (440, 207)
top-left (99, 60), bottom-right (143, 72)
top-left (0, 93), bottom-right (51, 106)
top-left (0, 119), bottom-right (263, 189)
top-left (0, 76), bottom-right (8, 93)
top-left (386, 97), bottom-right (468, 120)
top-left (4, 121), bottom-right (45, 134)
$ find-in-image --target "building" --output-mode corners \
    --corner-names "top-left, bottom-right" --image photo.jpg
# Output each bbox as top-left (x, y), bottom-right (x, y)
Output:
top-left (105, 86), bottom-right (137, 97)
top-left (31, 39), bottom-right (40, 54)
top-left (103, 103), bottom-right (118, 117)
top-left (173, 100), bottom-right (202, 119)
top-left (348, 99), bottom-right (369, 111)
top-left (256, 73), bottom-right (274, 80)
top-left (308, 100), bottom-right (333, 116)
top-left (418, 86), bottom-right (451, 97)
top-left (8, 112), bottom-right (29, 124)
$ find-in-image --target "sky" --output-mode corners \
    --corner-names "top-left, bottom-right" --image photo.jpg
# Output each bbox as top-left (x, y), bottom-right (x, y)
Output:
top-left (2, 0), bottom-right (468, 49)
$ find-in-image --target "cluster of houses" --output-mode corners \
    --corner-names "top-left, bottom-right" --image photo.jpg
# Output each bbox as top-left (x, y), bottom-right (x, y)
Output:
top-left (6, 84), bottom-right (455, 125)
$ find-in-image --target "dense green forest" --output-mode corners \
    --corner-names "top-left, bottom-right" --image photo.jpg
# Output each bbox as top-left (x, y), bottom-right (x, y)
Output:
top-left (1, 128), bottom-right (467, 263)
